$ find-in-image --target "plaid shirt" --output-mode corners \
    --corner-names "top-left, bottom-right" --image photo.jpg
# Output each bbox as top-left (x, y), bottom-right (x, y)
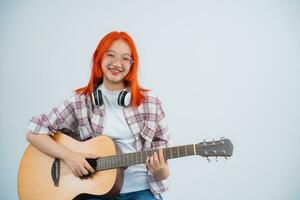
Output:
top-left (28, 90), bottom-right (171, 199)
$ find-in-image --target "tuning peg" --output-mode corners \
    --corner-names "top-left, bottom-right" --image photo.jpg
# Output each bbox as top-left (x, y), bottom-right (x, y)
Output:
top-left (220, 137), bottom-right (225, 144)
top-left (212, 138), bottom-right (216, 145)
top-left (206, 157), bottom-right (211, 162)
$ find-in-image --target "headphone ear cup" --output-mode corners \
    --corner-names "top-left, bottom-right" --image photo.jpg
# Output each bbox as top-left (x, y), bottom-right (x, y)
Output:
top-left (123, 92), bottom-right (131, 107)
top-left (93, 89), bottom-right (98, 105)
top-left (118, 90), bottom-right (131, 107)
top-left (97, 90), bottom-right (103, 106)
top-left (93, 89), bottom-right (103, 106)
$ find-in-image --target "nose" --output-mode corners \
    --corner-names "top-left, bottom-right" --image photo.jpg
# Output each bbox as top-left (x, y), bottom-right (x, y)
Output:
top-left (112, 56), bottom-right (123, 66)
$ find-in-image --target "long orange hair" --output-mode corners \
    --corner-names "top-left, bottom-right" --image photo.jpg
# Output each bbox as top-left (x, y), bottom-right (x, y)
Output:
top-left (75, 31), bottom-right (146, 107)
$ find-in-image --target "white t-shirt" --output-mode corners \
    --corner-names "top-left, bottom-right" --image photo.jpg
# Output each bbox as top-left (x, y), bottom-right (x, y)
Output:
top-left (100, 84), bottom-right (149, 193)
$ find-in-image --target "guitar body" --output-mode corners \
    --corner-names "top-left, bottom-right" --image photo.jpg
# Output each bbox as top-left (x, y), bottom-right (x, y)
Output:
top-left (18, 133), bottom-right (124, 200)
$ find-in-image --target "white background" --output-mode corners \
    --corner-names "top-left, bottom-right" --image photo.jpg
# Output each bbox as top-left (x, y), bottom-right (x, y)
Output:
top-left (0, 0), bottom-right (299, 199)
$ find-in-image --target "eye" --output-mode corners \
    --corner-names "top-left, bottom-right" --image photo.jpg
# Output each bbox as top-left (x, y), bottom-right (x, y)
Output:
top-left (106, 53), bottom-right (115, 57)
top-left (122, 57), bottom-right (130, 61)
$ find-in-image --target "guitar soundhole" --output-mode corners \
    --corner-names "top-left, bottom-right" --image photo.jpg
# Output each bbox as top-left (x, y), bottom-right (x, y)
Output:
top-left (51, 158), bottom-right (60, 186)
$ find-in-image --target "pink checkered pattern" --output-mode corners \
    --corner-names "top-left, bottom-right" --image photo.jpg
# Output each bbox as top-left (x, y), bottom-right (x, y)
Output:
top-left (28, 91), bottom-right (171, 199)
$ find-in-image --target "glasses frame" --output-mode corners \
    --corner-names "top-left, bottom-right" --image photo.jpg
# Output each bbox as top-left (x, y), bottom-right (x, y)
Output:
top-left (103, 51), bottom-right (134, 67)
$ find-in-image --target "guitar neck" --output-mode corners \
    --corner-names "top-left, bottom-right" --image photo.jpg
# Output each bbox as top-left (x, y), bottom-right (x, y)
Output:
top-left (95, 144), bottom-right (196, 171)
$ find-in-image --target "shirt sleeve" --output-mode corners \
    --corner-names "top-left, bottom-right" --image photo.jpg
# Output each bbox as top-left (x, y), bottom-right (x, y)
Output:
top-left (151, 99), bottom-right (171, 149)
top-left (27, 97), bottom-right (77, 135)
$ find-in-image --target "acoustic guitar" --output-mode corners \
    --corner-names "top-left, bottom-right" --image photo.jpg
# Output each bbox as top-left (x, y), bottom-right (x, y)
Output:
top-left (18, 132), bottom-right (233, 200)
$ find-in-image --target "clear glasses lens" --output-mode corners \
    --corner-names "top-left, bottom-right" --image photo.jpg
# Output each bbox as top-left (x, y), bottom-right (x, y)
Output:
top-left (104, 52), bottom-right (134, 66)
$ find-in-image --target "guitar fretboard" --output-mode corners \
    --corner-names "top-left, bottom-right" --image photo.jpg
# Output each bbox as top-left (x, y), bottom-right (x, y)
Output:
top-left (95, 145), bottom-right (196, 171)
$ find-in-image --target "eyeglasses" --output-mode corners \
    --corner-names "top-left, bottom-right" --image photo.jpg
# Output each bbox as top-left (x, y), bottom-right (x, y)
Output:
top-left (103, 51), bottom-right (134, 66)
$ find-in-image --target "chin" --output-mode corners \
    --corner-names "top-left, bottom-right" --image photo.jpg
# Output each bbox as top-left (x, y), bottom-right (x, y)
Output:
top-left (108, 77), bottom-right (124, 83)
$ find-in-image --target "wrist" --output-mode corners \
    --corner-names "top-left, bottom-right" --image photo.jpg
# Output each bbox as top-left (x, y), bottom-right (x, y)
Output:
top-left (153, 168), bottom-right (169, 180)
top-left (60, 147), bottom-right (72, 160)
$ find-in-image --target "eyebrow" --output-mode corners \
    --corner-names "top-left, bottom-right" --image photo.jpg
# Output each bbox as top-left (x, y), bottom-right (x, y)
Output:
top-left (106, 49), bottom-right (132, 57)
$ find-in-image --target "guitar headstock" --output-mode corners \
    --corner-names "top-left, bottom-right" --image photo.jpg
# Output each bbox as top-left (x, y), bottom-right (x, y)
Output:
top-left (196, 138), bottom-right (233, 160)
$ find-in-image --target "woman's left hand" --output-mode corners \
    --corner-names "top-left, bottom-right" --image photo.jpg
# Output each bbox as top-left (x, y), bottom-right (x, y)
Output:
top-left (146, 149), bottom-right (169, 180)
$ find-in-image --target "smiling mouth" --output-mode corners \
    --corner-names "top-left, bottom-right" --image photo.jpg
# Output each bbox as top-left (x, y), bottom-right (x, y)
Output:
top-left (108, 66), bottom-right (124, 75)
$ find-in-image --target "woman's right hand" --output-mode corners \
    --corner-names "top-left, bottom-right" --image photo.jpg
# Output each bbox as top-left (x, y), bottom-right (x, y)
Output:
top-left (26, 132), bottom-right (98, 178)
top-left (62, 150), bottom-right (97, 177)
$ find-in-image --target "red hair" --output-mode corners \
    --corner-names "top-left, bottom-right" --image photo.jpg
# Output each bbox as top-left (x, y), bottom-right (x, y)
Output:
top-left (75, 31), bottom-right (147, 107)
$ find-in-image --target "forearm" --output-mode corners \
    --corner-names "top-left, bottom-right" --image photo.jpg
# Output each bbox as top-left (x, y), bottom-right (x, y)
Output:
top-left (26, 131), bottom-right (70, 160)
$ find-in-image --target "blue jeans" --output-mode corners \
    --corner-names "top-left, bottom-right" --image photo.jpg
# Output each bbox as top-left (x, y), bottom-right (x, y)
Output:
top-left (86, 189), bottom-right (163, 200)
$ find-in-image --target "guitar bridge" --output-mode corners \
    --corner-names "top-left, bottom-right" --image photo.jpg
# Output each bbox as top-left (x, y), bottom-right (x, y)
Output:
top-left (51, 158), bottom-right (60, 187)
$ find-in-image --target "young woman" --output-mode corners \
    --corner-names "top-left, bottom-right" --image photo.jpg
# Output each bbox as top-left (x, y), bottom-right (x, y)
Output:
top-left (26, 31), bottom-right (171, 200)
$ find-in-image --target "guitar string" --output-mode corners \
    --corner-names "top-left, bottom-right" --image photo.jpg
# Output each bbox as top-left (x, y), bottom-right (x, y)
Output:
top-left (97, 145), bottom-right (196, 170)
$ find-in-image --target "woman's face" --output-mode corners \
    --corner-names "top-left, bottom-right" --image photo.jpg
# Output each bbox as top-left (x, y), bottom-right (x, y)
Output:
top-left (101, 39), bottom-right (133, 89)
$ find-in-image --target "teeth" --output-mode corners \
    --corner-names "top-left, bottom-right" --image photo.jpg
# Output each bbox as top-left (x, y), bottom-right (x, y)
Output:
top-left (109, 68), bottom-right (121, 72)
top-left (109, 68), bottom-right (121, 73)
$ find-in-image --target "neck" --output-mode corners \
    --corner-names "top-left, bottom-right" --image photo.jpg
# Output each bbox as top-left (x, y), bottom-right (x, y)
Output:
top-left (102, 78), bottom-right (125, 91)
top-left (92, 144), bottom-right (196, 171)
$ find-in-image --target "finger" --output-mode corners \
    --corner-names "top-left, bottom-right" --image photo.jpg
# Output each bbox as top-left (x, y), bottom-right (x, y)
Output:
top-left (146, 156), bottom-right (152, 169)
top-left (80, 165), bottom-right (89, 176)
top-left (71, 168), bottom-right (79, 177)
top-left (158, 149), bottom-right (165, 165)
top-left (75, 168), bottom-right (83, 177)
top-left (149, 155), bottom-right (155, 167)
top-left (146, 156), bottom-right (154, 171)
top-left (153, 152), bottom-right (160, 168)
top-left (84, 160), bottom-right (95, 173)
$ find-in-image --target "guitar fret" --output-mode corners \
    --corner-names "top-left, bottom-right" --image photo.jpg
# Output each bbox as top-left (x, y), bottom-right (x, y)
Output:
top-left (107, 157), bottom-right (110, 168)
top-left (125, 154), bottom-right (127, 166)
top-left (132, 153), bottom-right (135, 165)
top-left (163, 149), bottom-right (168, 160)
top-left (132, 153), bottom-right (136, 163)
top-left (140, 152), bottom-right (143, 164)
top-left (124, 155), bottom-right (127, 167)
top-left (132, 152), bottom-right (135, 164)
top-left (104, 157), bottom-right (108, 169)
top-left (111, 156), bottom-right (115, 168)
top-left (167, 148), bottom-right (171, 159)
top-left (103, 157), bottom-right (107, 169)
top-left (121, 154), bottom-right (125, 167)
top-left (135, 152), bottom-right (138, 164)
top-left (179, 146), bottom-right (185, 157)
top-left (171, 147), bottom-right (176, 158)
top-left (138, 152), bottom-right (141, 163)
top-left (110, 156), bottom-right (113, 168)
top-left (129, 153), bottom-right (131, 165)
top-left (138, 152), bottom-right (142, 164)
top-left (178, 147), bottom-right (182, 157)
top-left (119, 155), bottom-right (121, 166)
top-left (141, 152), bottom-right (144, 163)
